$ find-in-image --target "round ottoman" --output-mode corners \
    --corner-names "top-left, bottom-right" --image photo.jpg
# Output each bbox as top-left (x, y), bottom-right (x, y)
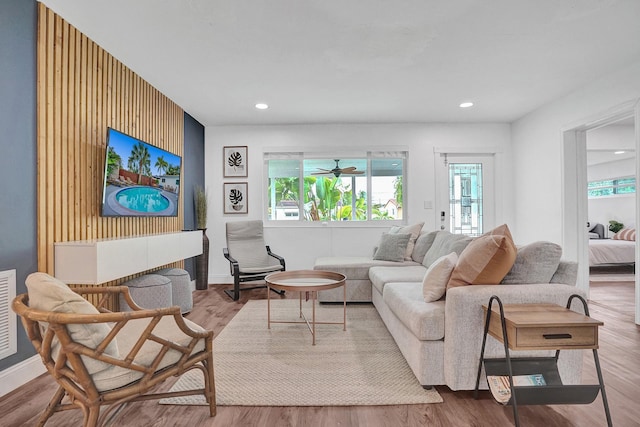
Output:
top-left (156, 268), bottom-right (193, 314)
top-left (120, 274), bottom-right (172, 311)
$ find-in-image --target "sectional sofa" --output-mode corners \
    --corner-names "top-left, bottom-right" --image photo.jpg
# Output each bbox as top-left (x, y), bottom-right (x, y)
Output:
top-left (314, 226), bottom-right (586, 390)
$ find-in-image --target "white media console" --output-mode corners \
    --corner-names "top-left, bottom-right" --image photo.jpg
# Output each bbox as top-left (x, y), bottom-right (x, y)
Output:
top-left (54, 231), bottom-right (202, 284)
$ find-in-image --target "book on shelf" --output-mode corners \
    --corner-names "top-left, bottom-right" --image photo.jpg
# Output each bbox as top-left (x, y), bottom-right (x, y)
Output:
top-left (487, 374), bottom-right (546, 404)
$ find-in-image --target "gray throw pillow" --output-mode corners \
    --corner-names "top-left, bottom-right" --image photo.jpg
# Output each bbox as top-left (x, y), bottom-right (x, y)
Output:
top-left (422, 231), bottom-right (472, 268)
top-left (373, 233), bottom-right (412, 262)
top-left (412, 231), bottom-right (439, 263)
top-left (389, 222), bottom-right (424, 260)
top-left (501, 241), bottom-right (562, 284)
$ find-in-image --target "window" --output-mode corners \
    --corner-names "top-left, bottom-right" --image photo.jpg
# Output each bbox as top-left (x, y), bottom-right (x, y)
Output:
top-left (266, 152), bottom-right (406, 222)
top-left (588, 177), bottom-right (636, 197)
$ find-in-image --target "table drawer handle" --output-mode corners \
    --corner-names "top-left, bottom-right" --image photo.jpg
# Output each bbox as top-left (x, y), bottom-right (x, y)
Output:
top-left (543, 333), bottom-right (572, 339)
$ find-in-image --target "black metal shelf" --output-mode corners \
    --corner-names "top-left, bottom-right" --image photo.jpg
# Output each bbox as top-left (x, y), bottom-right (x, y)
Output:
top-left (483, 357), bottom-right (601, 406)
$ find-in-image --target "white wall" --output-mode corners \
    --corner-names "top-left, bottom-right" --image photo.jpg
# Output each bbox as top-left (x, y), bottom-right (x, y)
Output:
top-left (511, 59), bottom-right (640, 248)
top-left (204, 123), bottom-right (511, 282)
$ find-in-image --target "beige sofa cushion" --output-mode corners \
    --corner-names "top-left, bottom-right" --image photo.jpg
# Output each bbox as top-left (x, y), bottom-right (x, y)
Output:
top-left (411, 231), bottom-right (439, 263)
top-left (314, 256), bottom-right (419, 281)
top-left (25, 272), bottom-right (120, 375)
top-left (383, 282), bottom-right (445, 341)
top-left (369, 265), bottom-right (427, 295)
top-left (501, 241), bottom-right (562, 284)
top-left (422, 231), bottom-right (472, 268)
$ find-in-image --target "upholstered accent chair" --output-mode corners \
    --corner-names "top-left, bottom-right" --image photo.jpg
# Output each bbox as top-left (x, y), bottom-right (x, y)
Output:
top-left (12, 272), bottom-right (215, 427)
top-left (223, 220), bottom-right (286, 300)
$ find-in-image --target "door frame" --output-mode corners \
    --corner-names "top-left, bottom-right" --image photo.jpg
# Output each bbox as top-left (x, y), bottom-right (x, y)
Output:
top-left (562, 99), bottom-right (640, 325)
top-left (433, 147), bottom-right (503, 234)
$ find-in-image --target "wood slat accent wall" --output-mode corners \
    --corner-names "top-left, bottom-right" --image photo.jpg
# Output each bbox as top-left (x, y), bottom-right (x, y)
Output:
top-left (37, 4), bottom-right (185, 288)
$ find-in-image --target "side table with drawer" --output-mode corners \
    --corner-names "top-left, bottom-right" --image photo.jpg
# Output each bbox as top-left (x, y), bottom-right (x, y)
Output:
top-left (474, 294), bottom-right (612, 427)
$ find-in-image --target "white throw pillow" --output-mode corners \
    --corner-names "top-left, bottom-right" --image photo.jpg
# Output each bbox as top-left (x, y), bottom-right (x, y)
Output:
top-left (422, 252), bottom-right (458, 302)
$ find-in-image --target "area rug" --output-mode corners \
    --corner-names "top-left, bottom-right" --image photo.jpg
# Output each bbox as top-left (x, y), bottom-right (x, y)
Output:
top-left (159, 299), bottom-right (442, 406)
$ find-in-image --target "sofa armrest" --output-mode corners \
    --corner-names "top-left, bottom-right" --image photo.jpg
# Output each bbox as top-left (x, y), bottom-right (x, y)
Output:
top-left (443, 283), bottom-right (586, 390)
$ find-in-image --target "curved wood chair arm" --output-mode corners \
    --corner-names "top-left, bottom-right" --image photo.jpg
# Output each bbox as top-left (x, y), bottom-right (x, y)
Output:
top-left (11, 286), bottom-right (216, 426)
top-left (12, 292), bottom-right (212, 340)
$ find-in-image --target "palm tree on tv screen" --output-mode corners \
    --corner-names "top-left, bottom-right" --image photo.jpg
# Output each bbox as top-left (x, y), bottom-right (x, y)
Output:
top-left (128, 142), bottom-right (151, 184)
top-left (155, 156), bottom-right (169, 176)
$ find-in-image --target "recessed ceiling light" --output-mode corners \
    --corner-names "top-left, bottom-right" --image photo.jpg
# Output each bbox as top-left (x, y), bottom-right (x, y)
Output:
top-left (255, 103), bottom-right (269, 110)
top-left (614, 150), bottom-right (626, 154)
top-left (459, 102), bottom-right (474, 108)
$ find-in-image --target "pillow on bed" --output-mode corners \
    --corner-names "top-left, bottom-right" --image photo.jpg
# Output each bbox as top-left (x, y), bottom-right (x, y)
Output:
top-left (613, 228), bottom-right (636, 241)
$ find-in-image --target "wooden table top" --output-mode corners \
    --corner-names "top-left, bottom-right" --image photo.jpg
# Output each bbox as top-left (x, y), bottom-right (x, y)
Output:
top-left (484, 303), bottom-right (603, 328)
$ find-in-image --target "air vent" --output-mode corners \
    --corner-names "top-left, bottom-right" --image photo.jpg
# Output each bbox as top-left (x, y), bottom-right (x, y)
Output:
top-left (0, 270), bottom-right (17, 360)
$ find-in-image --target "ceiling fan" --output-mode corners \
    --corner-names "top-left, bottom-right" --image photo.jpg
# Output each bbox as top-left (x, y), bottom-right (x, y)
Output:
top-left (311, 159), bottom-right (364, 178)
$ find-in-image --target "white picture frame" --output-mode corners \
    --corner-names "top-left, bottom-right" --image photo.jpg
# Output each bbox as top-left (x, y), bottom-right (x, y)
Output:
top-left (223, 146), bottom-right (248, 177)
top-left (223, 182), bottom-right (248, 214)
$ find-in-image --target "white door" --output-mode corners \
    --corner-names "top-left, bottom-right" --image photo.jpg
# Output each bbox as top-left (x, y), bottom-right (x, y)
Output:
top-left (435, 153), bottom-right (495, 236)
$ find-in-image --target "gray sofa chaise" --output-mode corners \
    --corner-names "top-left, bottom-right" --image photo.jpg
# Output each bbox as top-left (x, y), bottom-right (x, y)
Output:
top-left (314, 228), bottom-right (586, 390)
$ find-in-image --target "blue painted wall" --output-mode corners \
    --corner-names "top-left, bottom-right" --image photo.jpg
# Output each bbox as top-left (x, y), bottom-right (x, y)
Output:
top-left (0, 0), bottom-right (38, 370)
top-left (182, 113), bottom-right (206, 280)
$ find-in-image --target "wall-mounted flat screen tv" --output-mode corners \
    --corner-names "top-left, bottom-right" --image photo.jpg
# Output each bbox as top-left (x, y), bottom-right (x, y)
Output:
top-left (101, 127), bottom-right (181, 217)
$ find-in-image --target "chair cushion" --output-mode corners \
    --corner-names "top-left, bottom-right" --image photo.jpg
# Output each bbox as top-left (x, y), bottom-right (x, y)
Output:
top-left (373, 233), bottom-right (412, 262)
top-left (91, 316), bottom-right (206, 392)
top-left (226, 220), bottom-right (278, 270)
top-left (422, 252), bottom-right (458, 302)
top-left (25, 272), bottom-right (119, 375)
top-left (448, 224), bottom-right (517, 288)
top-left (389, 222), bottom-right (424, 260)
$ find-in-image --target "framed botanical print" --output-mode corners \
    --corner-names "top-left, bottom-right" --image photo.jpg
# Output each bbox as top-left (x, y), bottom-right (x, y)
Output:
top-left (223, 146), bottom-right (248, 177)
top-left (223, 182), bottom-right (248, 214)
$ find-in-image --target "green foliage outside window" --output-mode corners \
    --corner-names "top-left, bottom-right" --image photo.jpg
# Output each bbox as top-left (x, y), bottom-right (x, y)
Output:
top-left (266, 155), bottom-right (405, 222)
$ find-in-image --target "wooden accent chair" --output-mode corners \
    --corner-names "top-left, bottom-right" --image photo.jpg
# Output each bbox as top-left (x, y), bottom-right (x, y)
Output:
top-left (223, 220), bottom-right (286, 300)
top-left (12, 272), bottom-right (215, 427)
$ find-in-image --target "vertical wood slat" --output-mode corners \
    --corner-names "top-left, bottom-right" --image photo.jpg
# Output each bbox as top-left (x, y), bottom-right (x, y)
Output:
top-left (36, 4), bottom-right (186, 289)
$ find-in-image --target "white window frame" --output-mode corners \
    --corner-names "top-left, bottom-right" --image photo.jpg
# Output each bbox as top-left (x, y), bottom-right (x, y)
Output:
top-left (264, 150), bottom-right (408, 226)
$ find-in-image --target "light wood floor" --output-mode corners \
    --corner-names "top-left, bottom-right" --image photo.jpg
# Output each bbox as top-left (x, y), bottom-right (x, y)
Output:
top-left (1, 280), bottom-right (638, 427)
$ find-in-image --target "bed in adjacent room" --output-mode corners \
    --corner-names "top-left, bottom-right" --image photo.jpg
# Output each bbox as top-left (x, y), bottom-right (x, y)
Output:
top-left (588, 227), bottom-right (636, 266)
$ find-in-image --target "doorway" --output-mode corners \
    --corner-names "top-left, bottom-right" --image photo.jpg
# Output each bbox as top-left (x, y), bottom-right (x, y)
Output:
top-left (562, 100), bottom-right (640, 325)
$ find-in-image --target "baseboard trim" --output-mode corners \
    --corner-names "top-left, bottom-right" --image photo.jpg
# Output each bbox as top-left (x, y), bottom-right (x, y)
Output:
top-left (0, 355), bottom-right (46, 398)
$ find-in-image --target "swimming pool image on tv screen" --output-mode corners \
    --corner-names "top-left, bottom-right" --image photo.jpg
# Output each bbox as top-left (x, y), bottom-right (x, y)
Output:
top-left (115, 187), bottom-right (170, 213)
top-left (103, 185), bottom-right (178, 217)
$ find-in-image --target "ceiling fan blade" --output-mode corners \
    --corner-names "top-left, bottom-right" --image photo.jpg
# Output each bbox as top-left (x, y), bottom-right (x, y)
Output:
top-left (311, 171), bottom-right (332, 175)
top-left (339, 166), bottom-right (357, 172)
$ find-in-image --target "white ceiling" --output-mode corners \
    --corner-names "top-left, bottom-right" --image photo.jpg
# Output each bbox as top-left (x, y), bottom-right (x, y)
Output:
top-left (41, 0), bottom-right (640, 127)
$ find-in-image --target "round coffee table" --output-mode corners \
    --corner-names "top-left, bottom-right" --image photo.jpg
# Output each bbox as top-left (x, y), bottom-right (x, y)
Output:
top-left (265, 270), bottom-right (346, 345)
